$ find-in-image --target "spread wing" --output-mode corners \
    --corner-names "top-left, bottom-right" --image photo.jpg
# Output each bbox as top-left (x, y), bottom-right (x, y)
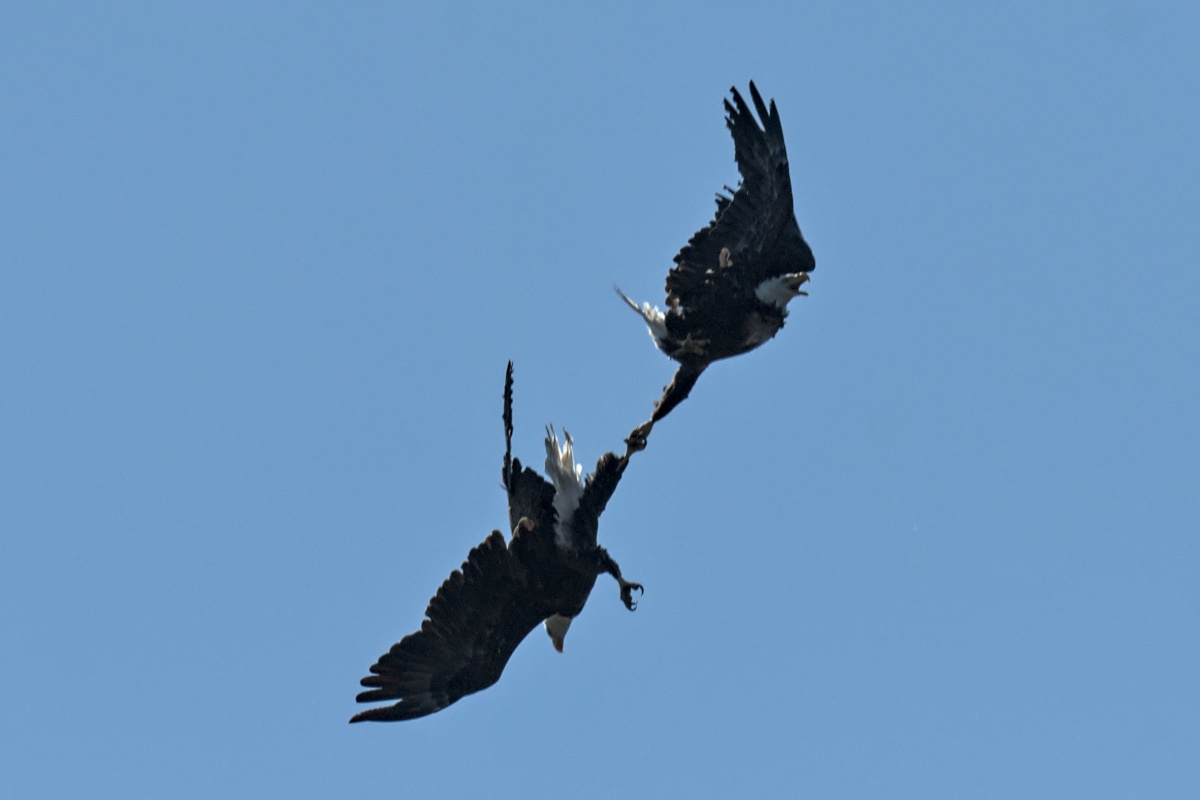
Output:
top-left (666, 82), bottom-right (815, 310)
top-left (351, 526), bottom-right (553, 722)
top-left (502, 361), bottom-right (557, 533)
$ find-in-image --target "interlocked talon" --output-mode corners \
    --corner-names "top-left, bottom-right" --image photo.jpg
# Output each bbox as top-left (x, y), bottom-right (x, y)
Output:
top-left (624, 421), bottom-right (652, 455)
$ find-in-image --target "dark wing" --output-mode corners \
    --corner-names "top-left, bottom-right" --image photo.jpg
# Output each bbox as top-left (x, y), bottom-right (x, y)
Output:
top-left (502, 362), bottom-right (514, 491)
top-left (666, 82), bottom-right (815, 309)
top-left (351, 526), bottom-right (551, 722)
top-left (502, 361), bottom-right (557, 533)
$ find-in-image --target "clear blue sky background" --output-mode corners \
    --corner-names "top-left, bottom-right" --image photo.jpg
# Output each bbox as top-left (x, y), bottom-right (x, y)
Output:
top-left (3, 2), bottom-right (1198, 797)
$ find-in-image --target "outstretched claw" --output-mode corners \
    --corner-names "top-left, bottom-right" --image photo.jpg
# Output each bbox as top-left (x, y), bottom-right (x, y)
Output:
top-left (619, 580), bottom-right (644, 611)
top-left (593, 546), bottom-right (641, 610)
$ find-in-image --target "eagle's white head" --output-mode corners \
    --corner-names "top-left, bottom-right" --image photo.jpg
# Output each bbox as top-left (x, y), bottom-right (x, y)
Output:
top-left (544, 613), bottom-right (572, 652)
top-left (755, 272), bottom-right (810, 310)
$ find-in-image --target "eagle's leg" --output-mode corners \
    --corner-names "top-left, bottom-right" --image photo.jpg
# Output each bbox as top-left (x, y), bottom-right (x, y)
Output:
top-left (650, 360), bottom-right (706, 424)
top-left (594, 546), bottom-right (643, 611)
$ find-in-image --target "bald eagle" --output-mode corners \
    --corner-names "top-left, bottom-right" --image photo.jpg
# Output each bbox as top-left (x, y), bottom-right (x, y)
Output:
top-left (350, 363), bottom-right (645, 722)
top-left (618, 82), bottom-right (815, 425)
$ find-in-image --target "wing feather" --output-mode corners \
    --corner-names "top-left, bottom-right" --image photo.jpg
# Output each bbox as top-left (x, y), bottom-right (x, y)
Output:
top-left (502, 362), bottom-right (557, 533)
top-left (350, 527), bottom-right (550, 723)
top-left (666, 82), bottom-right (814, 310)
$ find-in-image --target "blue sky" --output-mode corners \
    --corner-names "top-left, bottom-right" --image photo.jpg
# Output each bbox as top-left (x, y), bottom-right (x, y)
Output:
top-left (3, 2), bottom-right (1198, 797)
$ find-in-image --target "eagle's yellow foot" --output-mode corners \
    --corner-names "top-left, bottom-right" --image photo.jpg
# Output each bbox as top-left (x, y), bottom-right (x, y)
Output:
top-left (670, 334), bottom-right (709, 358)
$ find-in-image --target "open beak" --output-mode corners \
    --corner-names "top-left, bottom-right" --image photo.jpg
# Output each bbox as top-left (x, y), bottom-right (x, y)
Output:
top-left (789, 272), bottom-right (811, 296)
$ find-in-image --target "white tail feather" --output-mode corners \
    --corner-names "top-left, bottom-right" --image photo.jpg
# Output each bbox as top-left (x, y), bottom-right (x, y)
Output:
top-left (615, 286), bottom-right (669, 345)
top-left (544, 426), bottom-right (584, 546)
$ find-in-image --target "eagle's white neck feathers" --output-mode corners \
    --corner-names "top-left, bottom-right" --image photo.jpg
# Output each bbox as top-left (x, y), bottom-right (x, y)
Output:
top-left (755, 272), bottom-right (810, 310)
top-left (544, 426), bottom-right (584, 547)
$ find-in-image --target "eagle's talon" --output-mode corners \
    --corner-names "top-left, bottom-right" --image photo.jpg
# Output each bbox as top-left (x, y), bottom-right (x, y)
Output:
top-left (624, 422), bottom-right (652, 454)
top-left (670, 334), bottom-right (709, 358)
top-left (619, 581), bottom-right (644, 611)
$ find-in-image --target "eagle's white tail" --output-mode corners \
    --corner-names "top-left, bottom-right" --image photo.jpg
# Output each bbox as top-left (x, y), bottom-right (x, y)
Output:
top-left (614, 286), bottom-right (669, 345)
top-left (544, 426), bottom-right (584, 546)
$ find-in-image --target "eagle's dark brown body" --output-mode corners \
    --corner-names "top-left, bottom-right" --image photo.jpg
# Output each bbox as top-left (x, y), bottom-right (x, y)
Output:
top-left (350, 364), bottom-right (643, 722)
top-left (621, 82), bottom-right (816, 424)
